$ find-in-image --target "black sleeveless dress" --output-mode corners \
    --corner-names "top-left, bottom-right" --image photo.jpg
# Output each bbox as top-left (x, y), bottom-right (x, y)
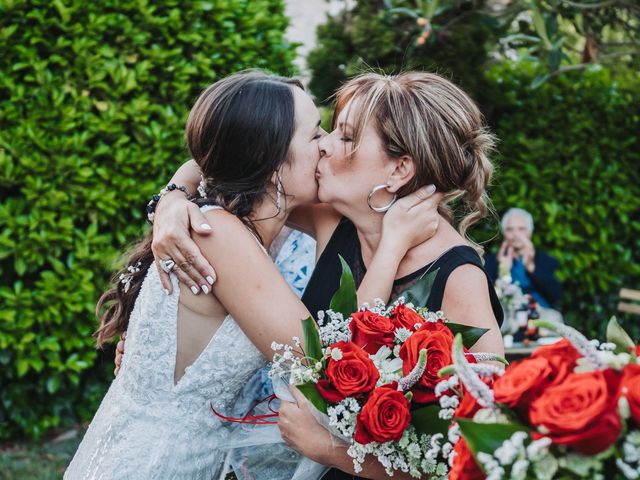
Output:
top-left (301, 218), bottom-right (503, 480)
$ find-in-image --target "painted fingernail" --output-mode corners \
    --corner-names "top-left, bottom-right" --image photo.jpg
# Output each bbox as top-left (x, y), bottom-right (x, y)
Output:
top-left (201, 285), bottom-right (209, 294)
top-left (190, 285), bottom-right (199, 295)
top-left (163, 288), bottom-right (170, 296)
top-left (200, 223), bottom-right (212, 231)
top-left (206, 275), bottom-right (215, 285)
top-left (425, 184), bottom-right (436, 194)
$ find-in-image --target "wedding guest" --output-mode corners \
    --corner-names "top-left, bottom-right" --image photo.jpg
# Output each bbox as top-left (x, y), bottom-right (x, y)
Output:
top-left (485, 208), bottom-right (564, 323)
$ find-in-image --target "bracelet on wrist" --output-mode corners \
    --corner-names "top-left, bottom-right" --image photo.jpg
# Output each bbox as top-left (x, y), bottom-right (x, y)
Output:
top-left (146, 183), bottom-right (189, 224)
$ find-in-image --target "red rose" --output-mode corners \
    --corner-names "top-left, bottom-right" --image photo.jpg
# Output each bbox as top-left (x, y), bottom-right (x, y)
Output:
top-left (622, 363), bottom-right (640, 424)
top-left (389, 304), bottom-right (424, 331)
top-left (494, 357), bottom-right (552, 409)
top-left (349, 310), bottom-right (396, 355)
top-left (529, 369), bottom-right (622, 455)
top-left (354, 383), bottom-right (411, 444)
top-left (530, 339), bottom-right (581, 385)
top-left (449, 438), bottom-right (484, 480)
top-left (399, 320), bottom-right (454, 404)
top-left (316, 341), bottom-right (380, 403)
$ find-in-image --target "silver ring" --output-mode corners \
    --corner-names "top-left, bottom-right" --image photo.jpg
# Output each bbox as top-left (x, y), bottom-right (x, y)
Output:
top-left (159, 258), bottom-right (176, 274)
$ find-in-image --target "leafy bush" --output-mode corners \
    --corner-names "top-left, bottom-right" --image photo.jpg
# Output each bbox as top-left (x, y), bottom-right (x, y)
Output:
top-left (307, 0), bottom-right (498, 105)
top-left (308, 0), bottom-right (638, 339)
top-left (0, 0), bottom-right (296, 439)
top-left (478, 61), bottom-right (640, 340)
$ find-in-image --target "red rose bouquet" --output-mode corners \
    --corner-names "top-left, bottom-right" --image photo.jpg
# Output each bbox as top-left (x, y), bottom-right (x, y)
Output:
top-left (270, 259), bottom-right (499, 478)
top-left (447, 317), bottom-right (640, 479)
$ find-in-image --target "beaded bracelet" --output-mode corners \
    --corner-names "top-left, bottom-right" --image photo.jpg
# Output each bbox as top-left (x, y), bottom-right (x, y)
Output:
top-left (146, 183), bottom-right (189, 224)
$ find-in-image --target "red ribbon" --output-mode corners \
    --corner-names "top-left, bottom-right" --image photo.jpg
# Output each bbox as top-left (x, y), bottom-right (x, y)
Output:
top-left (211, 394), bottom-right (279, 425)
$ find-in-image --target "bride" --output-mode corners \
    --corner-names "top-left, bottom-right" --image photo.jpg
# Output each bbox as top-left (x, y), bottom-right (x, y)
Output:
top-left (64, 71), bottom-right (440, 479)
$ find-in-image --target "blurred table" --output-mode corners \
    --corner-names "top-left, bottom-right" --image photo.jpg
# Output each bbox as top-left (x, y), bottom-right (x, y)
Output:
top-left (504, 336), bottom-right (562, 361)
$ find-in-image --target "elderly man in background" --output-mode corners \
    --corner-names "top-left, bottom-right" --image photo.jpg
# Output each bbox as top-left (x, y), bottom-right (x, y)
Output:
top-left (485, 208), bottom-right (564, 324)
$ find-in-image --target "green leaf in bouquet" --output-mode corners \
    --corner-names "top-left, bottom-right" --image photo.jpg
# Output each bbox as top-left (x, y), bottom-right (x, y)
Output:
top-left (329, 255), bottom-right (357, 317)
top-left (606, 316), bottom-right (635, 355)
top-left (457, 418), bottom-right (529, 457)
top-left (411, 404), bottom-right (450, 436)
top-left (302, 316), bottom-right (323, 363)
top-left (445, 323), bottom-right (490, 349)
top-left (395, 269), bottom-right (439, 307)
top-left (298, 381), bottom-right (328, 414)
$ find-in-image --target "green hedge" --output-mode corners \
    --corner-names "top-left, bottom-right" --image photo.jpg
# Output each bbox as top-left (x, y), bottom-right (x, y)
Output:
top-left (307, 1), bottom-right (639, 339)
top-left (307, 0), bottom-right (497, 104)
top-left (479, 62), bottom-right (640, 340)
top-left (0, 0), bottom-right (296, 440)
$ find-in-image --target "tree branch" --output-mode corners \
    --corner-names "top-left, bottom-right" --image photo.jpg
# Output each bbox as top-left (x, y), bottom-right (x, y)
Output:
top-left (549, 49), bottom-right (640, 78)
top-left (560, 0), bottom-right (619, 9)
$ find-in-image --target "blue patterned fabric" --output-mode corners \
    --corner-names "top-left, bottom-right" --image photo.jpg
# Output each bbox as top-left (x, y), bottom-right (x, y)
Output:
top-left (273, 230), bottom-right (316, 298)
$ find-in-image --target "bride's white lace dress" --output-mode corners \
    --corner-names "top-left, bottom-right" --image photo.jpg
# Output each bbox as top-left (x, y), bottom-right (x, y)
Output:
top-left (65, 248), bottom-right (266, 478)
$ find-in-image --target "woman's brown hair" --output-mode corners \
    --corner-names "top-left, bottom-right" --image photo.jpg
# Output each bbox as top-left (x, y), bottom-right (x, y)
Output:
top-left (333, 72), bottom-right (496, 254)
top-left (94, 71), bottom-right (303, 347)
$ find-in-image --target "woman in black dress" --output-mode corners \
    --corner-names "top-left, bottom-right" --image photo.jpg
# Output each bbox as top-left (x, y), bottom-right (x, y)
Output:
top-left (150, 71), bottom-right (503, 479)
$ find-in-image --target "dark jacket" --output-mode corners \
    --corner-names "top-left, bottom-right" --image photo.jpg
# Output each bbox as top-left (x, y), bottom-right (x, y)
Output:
top-left (485, 250), bottom-right (563, 308)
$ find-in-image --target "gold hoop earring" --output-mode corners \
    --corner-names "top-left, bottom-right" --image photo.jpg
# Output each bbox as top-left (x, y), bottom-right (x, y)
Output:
top-left (367, 184), bottom-right (397, 213)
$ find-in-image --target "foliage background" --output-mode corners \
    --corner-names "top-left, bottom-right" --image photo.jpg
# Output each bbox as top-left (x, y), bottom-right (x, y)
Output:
top-left (0, 0), bottom-right (296, 440)
top-left (1, 0), bottom-right (638, 443)
top-left (308, 0), bottom-right (640, 342)
top-left (480, 61), bottom-right (640, 341)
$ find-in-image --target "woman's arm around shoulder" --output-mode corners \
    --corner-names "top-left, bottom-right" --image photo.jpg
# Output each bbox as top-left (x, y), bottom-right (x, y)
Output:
top-left (194, 209), bottom-right (308, 357)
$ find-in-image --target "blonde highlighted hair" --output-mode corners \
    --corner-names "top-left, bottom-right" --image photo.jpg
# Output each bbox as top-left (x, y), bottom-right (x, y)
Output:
top-left (333, 72), bottom-right (496, 255)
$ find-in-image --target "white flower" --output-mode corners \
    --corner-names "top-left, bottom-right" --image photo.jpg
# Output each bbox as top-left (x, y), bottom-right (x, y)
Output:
top-left (615, 458), bottom-right (640, 479)
top-left (372, 345), bottom-right (392, 361)
top-left (447, 423), bottom-right (461, 444)
top-left (532, 452), bottom-right (559, 480)
top-left (317, 309), bottom-right (351, 344)
top-left (394, 327), bottom-right (412, 343)
top-left (473, 408), bottom-right (510, 424)
top-left (435, 462), bottom-right (447, 476)
top-left (511, 459), bottom-right (530, 479)
top-left (494, 437), bottom-right (520, 465)
top-left (434, 379), bottom-right (451, 397)
top-left (441, 442), bottom-right (453, 458)
top-left (599, 342), bottom-right (616, 351)
top-left (438, 395), bottom-right (460, 409)
top-left (406, 443), bottom-right (422, 459)
top-left (477, 452), bottom-right (504, 480)
top-left (595, 351), bottom-right (632, 370)
top-left (558, 453), bottom-right (603, 476)
top-left (330, 347), bottom-right (343, 361)
top-left (439, 408), bottom-right (455, 420)
top-left (526, 437), bottom-right (552, 460)
top-left (327, 397), bottom-right (360, 439)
